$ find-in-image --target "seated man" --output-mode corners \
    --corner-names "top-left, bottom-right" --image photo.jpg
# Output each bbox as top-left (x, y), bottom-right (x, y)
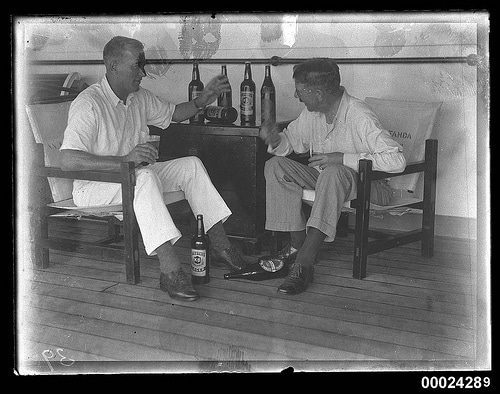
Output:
top-left (60, 36), bottom-right (246, 302)
top-left (259, 58), bottom-right (406, 295)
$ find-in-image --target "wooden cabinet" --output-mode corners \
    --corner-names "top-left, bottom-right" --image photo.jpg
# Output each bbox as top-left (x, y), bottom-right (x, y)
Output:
top-left (158, 121), bottom-right (280, 252)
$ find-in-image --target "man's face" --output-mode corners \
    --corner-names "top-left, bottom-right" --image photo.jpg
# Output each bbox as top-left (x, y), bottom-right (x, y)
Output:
top-left (115, 48), bottom-right (147, 95)
top-left (294, 82), bottom-right (319, 112)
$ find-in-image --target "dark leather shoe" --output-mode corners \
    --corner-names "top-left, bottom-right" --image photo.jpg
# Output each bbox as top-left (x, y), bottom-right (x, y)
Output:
top-left (258, 245), bottom-right (298, 268)
top-left (277, 263), bottom-right (314, 295)
top-left (211, 245), bottom-right (248, 271)
top-left (160, 269), bottom-right (199, 301)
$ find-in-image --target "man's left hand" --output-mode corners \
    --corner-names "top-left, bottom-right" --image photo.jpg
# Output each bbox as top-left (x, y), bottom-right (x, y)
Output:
top-left (308, 152), bottom-right (344, 170)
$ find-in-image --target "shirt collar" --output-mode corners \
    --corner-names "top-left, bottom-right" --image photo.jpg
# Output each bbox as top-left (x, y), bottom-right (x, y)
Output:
top-left (101, 75), bottom-right (135, 107)
top-left (333, 86), bottom-right (348, 125)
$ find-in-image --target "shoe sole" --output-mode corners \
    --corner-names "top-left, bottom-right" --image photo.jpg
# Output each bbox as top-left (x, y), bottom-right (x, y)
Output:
top-left (276, 269), bottom-right (314, 295)
top-left (160, 284), bottom-right (199, 301)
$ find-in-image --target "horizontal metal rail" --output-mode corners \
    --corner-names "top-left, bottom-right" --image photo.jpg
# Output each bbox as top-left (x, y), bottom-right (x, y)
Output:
top-left (29, 54), bottom-right (479, 67)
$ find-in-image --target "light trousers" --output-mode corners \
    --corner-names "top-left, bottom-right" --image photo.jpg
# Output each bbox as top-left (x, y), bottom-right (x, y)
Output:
top-left (264, 156), bottom-right (392, 242)
top-left (73, 156), bottom-right (232, 255)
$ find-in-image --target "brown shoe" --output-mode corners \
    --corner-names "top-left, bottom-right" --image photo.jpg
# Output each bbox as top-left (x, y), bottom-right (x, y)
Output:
top-left (160, 269), bottom-right (199, 301)
top-left (211, 245), bottom-right (248, 271)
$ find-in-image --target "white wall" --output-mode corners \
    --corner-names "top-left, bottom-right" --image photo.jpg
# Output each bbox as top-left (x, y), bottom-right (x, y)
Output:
top-left (17, 13), bottom-right (487, 236)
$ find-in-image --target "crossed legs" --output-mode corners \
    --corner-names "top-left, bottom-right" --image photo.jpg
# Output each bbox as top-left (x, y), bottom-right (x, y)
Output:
top-left (263, 156), bottom-right (391, 294)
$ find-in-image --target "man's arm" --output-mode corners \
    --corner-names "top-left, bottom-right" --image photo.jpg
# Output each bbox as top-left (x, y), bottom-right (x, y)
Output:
top-left (172, 74), bottom-right (230, 123)
top-left (60, 143), bottom-right (158, 172)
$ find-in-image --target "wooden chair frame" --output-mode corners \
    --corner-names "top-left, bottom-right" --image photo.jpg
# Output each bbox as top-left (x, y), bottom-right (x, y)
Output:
top-left (33, 158), bottom-right (142, 284)
top-left (351, 138), bottom-right (438, 278)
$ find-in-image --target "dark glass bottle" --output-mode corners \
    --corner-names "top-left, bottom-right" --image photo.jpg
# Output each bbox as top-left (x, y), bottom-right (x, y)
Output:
top-left (240, 61), bottom-right (256, 125)
top-left (191, 214), bottom-right (210, 284)
top-left (188, 62), bottom-right (204, 124)
top-left (204, 106), bottom-right (238, 124)
top-left (223, 259), bottom-right (289, 281)
top-left (261, 64), bottom-right (276, 124)
top-left (217, 65), bottom-right (232, 108)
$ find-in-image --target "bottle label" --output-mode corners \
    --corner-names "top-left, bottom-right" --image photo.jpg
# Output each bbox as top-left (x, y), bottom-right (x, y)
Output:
top-left (259, 258), bottom-right (284, 272)
top-left (240, 91), bottom-right (254, 115)
top-left (205, 106), bottom-right (223, 118)
top-left (191, 249), bottom-right (207, 276)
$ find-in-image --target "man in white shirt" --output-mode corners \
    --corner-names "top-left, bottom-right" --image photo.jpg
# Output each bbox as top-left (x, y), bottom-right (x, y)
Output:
top-left (60, 36), bottom-right (247, 301)
top-left (259, 58), bottom-right (406, 295)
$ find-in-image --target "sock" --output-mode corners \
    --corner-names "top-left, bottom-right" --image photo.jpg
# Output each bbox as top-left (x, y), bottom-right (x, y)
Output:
top-left (206, 221), bottom-right (231, 253)
top-left (155, 242), bottom-right (181, 274)
top-left (290, 230), bottom-right (306, 250)
top-left (295, 227), bottom-right (326, 267)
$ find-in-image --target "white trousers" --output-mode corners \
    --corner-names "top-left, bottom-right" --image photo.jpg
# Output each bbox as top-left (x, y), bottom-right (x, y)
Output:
top-left (72, 156), bottom-right (232, 255)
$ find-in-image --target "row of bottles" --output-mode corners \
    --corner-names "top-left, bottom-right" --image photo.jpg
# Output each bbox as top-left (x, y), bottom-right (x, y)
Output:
top-left (188, 62), bottom-right (276, 126)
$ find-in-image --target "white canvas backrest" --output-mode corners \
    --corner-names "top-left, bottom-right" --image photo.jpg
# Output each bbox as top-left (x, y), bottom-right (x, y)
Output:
top-left (365, 97), bottom-right (442, 192)
top-left (26, 100), bottom-right (74, 203)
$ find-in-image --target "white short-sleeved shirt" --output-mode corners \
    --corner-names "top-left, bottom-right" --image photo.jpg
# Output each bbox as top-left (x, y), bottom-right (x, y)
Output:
top-left (60, 76), bottom-right (176, 192)
top-left (269, 87), bottom-right (406, 173)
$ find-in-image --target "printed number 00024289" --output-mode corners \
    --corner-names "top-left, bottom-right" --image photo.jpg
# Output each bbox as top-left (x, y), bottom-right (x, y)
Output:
top-left (421, 376), bottom-right (490, 389)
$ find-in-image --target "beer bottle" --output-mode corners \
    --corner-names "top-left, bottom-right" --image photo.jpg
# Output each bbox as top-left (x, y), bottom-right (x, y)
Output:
top-left (188, 62), bottom-right (205, 124)
top-left (204, 106), bottom-right (238, 124)
top-left (217, 65), bottom-right (232, 108)
top-left (191, 214), bottom-right (210, 284)
top-left (260, 64), bottom-right (276, 124)
top-left (240, 61), bottom-right (256, 125)
top-left (223, 259), bottom-right (289, 281)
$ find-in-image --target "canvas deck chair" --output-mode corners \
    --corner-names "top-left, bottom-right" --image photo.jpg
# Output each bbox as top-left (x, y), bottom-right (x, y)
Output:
top-left (26, 98), bottom-right (185, 284)
top-left (282, 98), bottom-right (441, 279)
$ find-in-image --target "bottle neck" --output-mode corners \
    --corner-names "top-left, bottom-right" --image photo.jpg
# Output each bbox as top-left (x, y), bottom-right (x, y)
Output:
top-left (196, 215), bottom-right (205, 236)
top-left (265, 66), bottom-right (271, 78)
top-left (221, 65), bottom-right (227, 76)
top-left (244, 64), bottom-right (252, 80)
top-left (192, 64), bottom-right (200, 81)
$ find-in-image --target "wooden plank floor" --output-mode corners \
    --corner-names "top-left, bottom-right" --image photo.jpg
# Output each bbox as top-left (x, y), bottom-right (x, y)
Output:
top-left (17, 216), bottom-right (480, 373)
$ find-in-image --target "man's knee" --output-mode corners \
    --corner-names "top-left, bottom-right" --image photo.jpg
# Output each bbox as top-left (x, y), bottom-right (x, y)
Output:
top-left (264, 156), bottom-right (290, 178)
top-left (320, 164), bottom-right (356, 182)
top-left (135, 167), bottom-right (161, 189)
top-left (183, 156), bottom-right (208, 178)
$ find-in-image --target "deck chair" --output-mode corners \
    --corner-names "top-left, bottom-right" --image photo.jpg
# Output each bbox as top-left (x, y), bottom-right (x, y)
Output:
top-left (299, 98), bottom-right (441, 279)
top-left (26, 98), bottom-right (185, 284)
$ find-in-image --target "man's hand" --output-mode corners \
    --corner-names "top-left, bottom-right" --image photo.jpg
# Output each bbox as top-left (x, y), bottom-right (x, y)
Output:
top-left (123, 143), bottom-right (158, 167)
top-left (196, 74), bottom-right (231, 107)
top-left (308, 152), bottom-right (344, 170)
top-left (259, 120), bottom-right (281, 148)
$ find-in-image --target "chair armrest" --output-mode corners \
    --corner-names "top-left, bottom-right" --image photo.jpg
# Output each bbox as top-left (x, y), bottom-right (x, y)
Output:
top-left (369, 139), bottom-right (438, 181)
top-left (370, 161), bottom-right (426, 181)
top-left (34, 162), bottom-right (135, 184)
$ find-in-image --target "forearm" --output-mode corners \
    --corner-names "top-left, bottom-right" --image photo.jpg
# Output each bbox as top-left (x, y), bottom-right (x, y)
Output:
top-left (60, 149), bottom-right (125, 172)
top-left (343, 151), bottom-right (407, 173)
top-left (172, 98), bottom-right (204, 123)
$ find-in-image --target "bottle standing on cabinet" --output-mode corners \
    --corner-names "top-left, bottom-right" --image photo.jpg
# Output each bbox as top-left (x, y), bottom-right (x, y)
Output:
top-left (204, 106), bottom-right (238, 124)
top-left (217, 65), bottom-right (232, 108)
top-left (191, 214), bottom-right (210, 284)
top-left (261, 64), bottom-right (276, 124)
top-left (188, 62), bottom-right (205, 124)
top-left (224, 259), bottom-right (289, 281)
top-left (240, 61), bottom-right (256, 125)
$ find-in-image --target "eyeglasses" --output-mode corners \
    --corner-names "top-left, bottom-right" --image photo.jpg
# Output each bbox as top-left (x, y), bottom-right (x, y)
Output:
top-left (294, 86), bottom-right (314, 98)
